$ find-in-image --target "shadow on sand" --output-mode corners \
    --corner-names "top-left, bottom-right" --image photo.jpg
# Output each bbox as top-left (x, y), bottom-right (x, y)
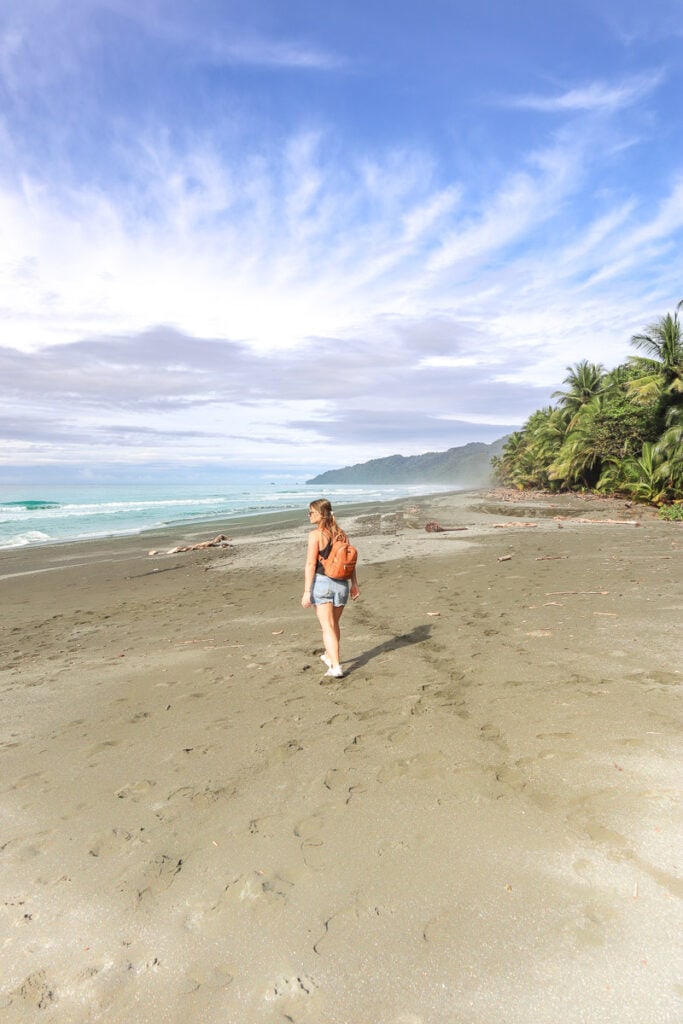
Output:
top-left (347, 623), bottom-right (433, 673)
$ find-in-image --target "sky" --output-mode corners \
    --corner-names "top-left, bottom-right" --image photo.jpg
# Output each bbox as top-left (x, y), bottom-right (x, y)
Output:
top-left (1, 0), bottom-right (683, 482)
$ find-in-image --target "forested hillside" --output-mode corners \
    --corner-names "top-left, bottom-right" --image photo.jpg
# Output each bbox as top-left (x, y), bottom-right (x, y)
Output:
top-left (307, 438), bottom-right (507, 486)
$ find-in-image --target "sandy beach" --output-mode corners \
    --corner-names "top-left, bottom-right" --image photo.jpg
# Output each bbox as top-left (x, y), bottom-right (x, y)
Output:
top-left (0, 488), bottom-right (681, 1024)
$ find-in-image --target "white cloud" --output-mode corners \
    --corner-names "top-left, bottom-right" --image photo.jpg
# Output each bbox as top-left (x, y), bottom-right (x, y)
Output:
top-left (209, 35), bottom-right (345, 71)
top-left (2, 123), bottom-right (681, 386)
top-left (87, 0), bottom-right (346, 71)
top-left (509, 71), bottom-right (664, 114)
top-left (0, 135), bottom-right (460, 353)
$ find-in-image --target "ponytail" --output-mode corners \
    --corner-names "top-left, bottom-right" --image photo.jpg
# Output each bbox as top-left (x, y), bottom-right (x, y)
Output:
top-left (308, 498), bottom-right (346, 542)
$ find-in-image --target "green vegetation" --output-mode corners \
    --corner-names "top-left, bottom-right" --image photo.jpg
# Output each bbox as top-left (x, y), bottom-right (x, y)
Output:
top-left (492, 301), bottom-right (683, 506)
top-left (657, 503), bottom-right (683, 521)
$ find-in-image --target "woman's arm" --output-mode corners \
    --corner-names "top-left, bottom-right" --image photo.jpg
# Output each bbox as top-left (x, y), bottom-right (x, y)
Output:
top-left (350, 568), bottom-right (360, 601)
top-left (301, 529), bottom-right (321, 608)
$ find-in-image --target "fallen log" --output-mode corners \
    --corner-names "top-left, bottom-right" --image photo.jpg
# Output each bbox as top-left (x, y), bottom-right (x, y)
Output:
top-left (149, 534), bottom-right (231, 556)
top-left (425, 521), bottom-right (468, 533)
top-left (553, 517), bottom-right (641, 526)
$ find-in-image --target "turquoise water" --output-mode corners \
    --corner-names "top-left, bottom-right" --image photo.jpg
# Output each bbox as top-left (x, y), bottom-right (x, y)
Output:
top-left (0, 481), bottom-right (456, 549)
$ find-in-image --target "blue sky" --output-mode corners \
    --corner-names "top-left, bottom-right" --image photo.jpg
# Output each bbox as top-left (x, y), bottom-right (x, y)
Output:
top-left (1, 0), bottom-right (682, 480)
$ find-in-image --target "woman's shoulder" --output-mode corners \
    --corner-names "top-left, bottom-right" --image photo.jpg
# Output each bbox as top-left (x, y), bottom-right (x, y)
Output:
top-left (308, 526), bottom-right (330, 544)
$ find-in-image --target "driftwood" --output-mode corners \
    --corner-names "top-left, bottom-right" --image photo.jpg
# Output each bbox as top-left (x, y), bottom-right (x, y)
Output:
top-left (546, 590), bottom-right (609, 596)
top-left (494, 522), bottom-right (537, 528)
top-left (149, 534), bottom-right (231, 556)
top-left (554, 517), bottom-right (640, 526)
top-left (424, 521), bottom-right (467, 533)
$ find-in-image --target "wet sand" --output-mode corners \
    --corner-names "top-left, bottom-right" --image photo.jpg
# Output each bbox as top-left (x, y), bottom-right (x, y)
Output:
top-left (0, 489), bottom-right (681, 1023)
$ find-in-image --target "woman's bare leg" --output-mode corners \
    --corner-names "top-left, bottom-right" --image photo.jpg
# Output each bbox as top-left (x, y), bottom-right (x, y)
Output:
top-left (315, 603), bottom-right (344, 667)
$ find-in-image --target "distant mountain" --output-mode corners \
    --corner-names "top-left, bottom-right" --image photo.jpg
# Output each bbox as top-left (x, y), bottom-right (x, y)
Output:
top-left (307, 437), bottom-right (508, 486)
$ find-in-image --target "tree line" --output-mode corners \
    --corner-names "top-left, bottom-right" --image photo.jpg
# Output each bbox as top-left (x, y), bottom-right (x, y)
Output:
top-left (492, 300), bottom-right (683, 509)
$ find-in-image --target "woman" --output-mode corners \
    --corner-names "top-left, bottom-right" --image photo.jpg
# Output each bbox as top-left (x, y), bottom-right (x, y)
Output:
top-left (301, 498), bottom-right (360, 677)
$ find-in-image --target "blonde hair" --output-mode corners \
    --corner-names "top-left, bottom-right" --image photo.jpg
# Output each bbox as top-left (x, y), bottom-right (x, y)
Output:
top-left (309, 498), bottom-right (346, 542)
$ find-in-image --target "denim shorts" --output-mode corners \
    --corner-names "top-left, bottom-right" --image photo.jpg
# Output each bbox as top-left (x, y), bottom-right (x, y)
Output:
top-left (311, 573), bottom-right (350, 607)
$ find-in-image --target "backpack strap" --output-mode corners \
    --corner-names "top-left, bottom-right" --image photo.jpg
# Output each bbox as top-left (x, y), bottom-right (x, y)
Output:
top-left (317, 530), bottom-right (332, 572)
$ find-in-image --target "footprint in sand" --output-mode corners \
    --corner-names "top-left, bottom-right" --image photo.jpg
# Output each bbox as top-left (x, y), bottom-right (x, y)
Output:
top-left (154, 782), bottom-right (237, 823)
top-left (322, 768), bottom-right (366, 804)
top-left (294, 814), bottom-right (325, 842)
top-left (181, 883), bottom-right (243, 931)
top-left (6, 970), bottom-right (55, 1011)
top-left (129, 711), bottom-right (151, 723)
top-left (88, 828), bottom-right (142, 858)
top-left (8, 770), bottom-right (50, 791)
top-left (226, 869), bottom-right (300, 926)
top-left (183, 864), bottom-right (302, 932)
top-left (422, 907), bottom-right (460, 946)
top-left (128, 853), bottom-right (184, 903)
top-left (115, 779), bottom-right (156, 801)
top-left (264, 738), bottom-right (304, 766)
top-left (376, 751), bottom-right (448, 784)
top-left (239, 868), bottom-right (296, 903)
top-left (179, 965), bottom-right (234, 995)
top-left (0, 829), bottom-right (55, 859)
top-left (264, 972), bottom-right (319, 1019)
top-left (86, 739), bottom-right (123, 757)
top-left (248, 814), bottom-right (280, 837)
top-left (313, 903), bottom-right (384, 956)
top-left (553, 901), bottom-right (617, 949)
top-left (292, 813), bottom-right (334, 870)
top-left (323, 768), bottom-right (346, 791)
top-left (479, 723), bottom-right (508, 751)
top-left (489, 763), bottom-right (528, 793)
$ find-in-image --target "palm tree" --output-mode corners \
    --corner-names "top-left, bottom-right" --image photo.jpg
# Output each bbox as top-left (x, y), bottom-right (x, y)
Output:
top-left (524, 406), bottom-right (567, 488)
top-left (493, 431), bottom-right (527, 488)
top-left (654, 406), bottom-right (683, 495)
top-left (628, 304), bottom-right (683, 401)
top-left (494, 406), bottom-right (571, 490)
top-left (500, 430), bottom-right (539, 490)
top-left (552, 360), bottom-right (606, 420)
top-left (548, 396), bottom-right (604, 489)
top-left (616, 443), bottom-right (671, 505)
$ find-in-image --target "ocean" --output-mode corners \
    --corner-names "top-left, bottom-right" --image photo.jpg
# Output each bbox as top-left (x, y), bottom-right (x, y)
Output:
top-left (0, 481), bottom-right (456, 550)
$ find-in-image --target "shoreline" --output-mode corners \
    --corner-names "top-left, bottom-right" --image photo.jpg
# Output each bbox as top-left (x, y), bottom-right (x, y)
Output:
top-left (0, 485), bottom-right (663, 581)
top-left (0, 484), bottom-right (465, 563)
top-left (0, 487), bottom-right (466, 580)
top-left (1, 488), bottom-right (680, 1023)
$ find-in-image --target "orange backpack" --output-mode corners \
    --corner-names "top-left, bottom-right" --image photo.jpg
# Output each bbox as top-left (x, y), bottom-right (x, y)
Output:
top-left (319, 532), bottom-right (358, 580)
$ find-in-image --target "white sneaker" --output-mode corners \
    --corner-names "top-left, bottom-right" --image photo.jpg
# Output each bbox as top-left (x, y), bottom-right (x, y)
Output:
top-left (325, 665), bottom-right (344, 678)
top-left (320, 653), bottom-right (333, 669)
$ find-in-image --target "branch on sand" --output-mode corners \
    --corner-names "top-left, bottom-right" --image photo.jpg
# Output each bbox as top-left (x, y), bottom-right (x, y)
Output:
top-left (148, 534), bottom-right (231, 556)
top-left (494, 522), bottom-right (537, 528)
top-left (424, 521), bottom-right (468, 533)
top-left (553, 517), bottom-right (641, 526)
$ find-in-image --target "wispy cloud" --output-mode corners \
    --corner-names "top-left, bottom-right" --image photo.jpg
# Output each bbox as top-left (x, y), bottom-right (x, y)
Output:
top-left (208, 35), bottom-right (346, 71)
top-left (90, 0), bottom-right (346, 71)
top-left (508, 71), bottom-right (664, 113)
top-left (2, 121), bottom-right (681, 376)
